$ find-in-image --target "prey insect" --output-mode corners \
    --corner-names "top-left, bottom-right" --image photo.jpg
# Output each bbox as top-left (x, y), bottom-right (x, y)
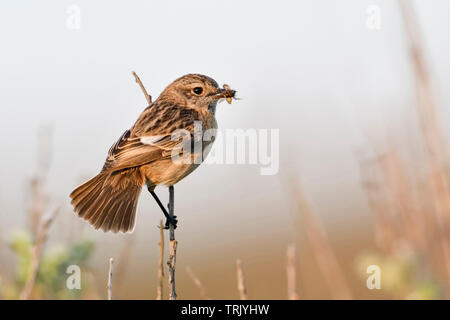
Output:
top-left (222, 84), bottom-right (237, 104)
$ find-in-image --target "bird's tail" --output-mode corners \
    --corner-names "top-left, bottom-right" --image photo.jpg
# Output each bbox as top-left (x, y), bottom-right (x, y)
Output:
top-left (70, 171), bottom-right (142, 233)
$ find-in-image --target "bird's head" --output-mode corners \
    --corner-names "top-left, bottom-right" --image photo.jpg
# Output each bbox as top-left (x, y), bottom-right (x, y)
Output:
top-left (159, 74), bottom-right (236, 112)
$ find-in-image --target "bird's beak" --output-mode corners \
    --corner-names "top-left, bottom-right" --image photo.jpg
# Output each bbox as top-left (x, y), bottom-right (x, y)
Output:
top-left (214, 84), bottom-right (236, 104)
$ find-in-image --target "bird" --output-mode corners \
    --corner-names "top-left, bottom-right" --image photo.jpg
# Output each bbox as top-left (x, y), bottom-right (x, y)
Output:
top-left (70, 74), bottom-right (236, 233)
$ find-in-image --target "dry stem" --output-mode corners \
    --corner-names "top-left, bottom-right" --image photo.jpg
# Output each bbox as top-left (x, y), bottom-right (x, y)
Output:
top-left (156, 220), bottom-right (165, 300)
top-left (167, 186), bottom-right (177, 300)
top-left (186, 266), bottom-right (209, 299)
top-left (167, 240), bottom-right (178, 300)
top-left (107, 257), bottom-right (114, 300)
top-left (130, 72), bottom-right (179, 299)
top-left (132, 71), bottom-right (152, 105)
top-left (290, 179), bottom-right (352, 299)
top-left (20, 207), bottom-right (59, 300)
top-left (236, 259), bottom-right (248, 300)
top-left (286, 244), bottom-right (299, 300)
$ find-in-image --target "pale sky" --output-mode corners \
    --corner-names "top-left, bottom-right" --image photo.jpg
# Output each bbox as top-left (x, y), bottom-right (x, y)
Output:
top-left (0, 0), bottom-right (449, 246)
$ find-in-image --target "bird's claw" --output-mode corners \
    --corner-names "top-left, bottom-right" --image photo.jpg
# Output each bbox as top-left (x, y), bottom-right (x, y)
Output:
top-left (164, 215), bottom-right (178, 229)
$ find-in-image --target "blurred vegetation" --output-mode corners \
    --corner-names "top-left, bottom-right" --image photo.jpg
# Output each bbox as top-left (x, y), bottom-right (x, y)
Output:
top-left (1, 1), bottom-right (449, 300)
top-left (356, 250), bottom-right (442, 299)
top-left (0, 230), bottom-right (96, 300)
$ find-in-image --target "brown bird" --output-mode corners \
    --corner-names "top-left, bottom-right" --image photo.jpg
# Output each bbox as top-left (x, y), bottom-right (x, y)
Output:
top-left (70, 74), bottom-right (236, 233)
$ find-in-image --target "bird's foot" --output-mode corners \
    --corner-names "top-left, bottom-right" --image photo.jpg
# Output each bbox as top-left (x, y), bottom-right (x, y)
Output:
top-left (164, 215), bottom-right (178, 229)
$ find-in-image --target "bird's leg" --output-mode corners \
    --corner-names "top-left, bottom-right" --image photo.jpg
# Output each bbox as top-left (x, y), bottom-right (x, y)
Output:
top-left (168, 186), bottom-right (176, 240)
top-left (148, 187), bottom-right (177, 229)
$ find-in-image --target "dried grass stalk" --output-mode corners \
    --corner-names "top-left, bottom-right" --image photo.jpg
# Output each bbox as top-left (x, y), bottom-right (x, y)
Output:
top-left (19, 207), bottom-right (59, 300)
top-left (287, 243), bottom-right (299, 300)
top-left (156, 220), bottom-right (165, 300)
top-left (236, 259), bottom-right (248, 300)
top-left (291, 180), bottom-right (352, 299)
top-left (132, 71), bottom-right (152, 105)
top-left (107, 258), bottom-right (114, 300)
top-left (167, 240), bottom-right (178, 300)
top-left (186, 266), bottom-right (209, 299)
top-left (166, 186), bottom-right (177, 300)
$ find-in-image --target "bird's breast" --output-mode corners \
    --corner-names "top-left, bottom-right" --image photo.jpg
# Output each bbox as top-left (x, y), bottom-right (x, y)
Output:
top-left (143, 112), bottom-right (217, 187)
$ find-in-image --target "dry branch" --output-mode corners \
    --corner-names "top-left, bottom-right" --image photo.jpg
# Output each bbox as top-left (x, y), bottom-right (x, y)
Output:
top-left (236, 259), bottom-right (248, 300)
top-left (132, 71), bottom-right (152, 105)
top-left (131, 72), bottom-right (179, 299)
top-left (167, 186), bottom-right (177, 300)
top-left (131, 73), bottom-right (178, 299)
top-left (20, 207), bottom-right (59, 300)
top-left (167, 240), bottom-right (177, 300)
top-left (156, 220), bottom-right (165, 300)
top-left (107, 258), bottom-right (114, 300)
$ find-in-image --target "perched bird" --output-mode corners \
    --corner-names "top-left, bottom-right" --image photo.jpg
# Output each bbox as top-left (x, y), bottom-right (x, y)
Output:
top-left (70, 74), bottom-right (236, 233)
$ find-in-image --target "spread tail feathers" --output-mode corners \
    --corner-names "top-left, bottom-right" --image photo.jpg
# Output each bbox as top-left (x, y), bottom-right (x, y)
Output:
top-left (70, 172), bottom-right (142, 233)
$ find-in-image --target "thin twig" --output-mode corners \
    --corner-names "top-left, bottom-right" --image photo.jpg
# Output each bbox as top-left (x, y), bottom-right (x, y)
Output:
top-left (156, 220), bottom-right (165, 300)
top-left (168, 186), bottom-right (175, 242)
top-left (167, 186), bottom-right (177, 300)
top-left (107, 257), bottom-right (114, 300)
top-left (186, 266), bottom-right (209, 300)
top-left (167, 241), bottom-right (178, 300)
top-left (20, 207), bottom-right (59, 300)
top-left (132, 71), bottom-right (152, 105)
top-left (236, 259), bottom-right (248, 300)
top-left (287, 244), bottom-right (299, 300)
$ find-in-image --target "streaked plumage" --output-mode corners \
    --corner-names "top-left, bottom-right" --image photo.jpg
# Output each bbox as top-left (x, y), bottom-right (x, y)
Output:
top-left (70, 74), bottom-right (235, 233)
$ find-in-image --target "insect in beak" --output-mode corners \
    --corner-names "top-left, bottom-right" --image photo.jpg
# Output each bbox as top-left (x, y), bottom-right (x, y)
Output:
top-left (215, 84), bottom-right (236, 104)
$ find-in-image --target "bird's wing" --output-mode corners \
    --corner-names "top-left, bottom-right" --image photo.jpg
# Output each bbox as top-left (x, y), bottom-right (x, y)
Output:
top-left (102, 129), bottom-right (190, 173)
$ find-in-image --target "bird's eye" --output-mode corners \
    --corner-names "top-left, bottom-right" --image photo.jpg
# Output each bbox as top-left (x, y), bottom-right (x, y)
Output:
top-left (193, 87), bottom-right (203, 95)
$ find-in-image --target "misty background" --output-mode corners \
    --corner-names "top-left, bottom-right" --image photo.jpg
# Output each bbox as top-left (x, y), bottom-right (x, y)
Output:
top-left (1, 0), bottom-right (450, 299)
